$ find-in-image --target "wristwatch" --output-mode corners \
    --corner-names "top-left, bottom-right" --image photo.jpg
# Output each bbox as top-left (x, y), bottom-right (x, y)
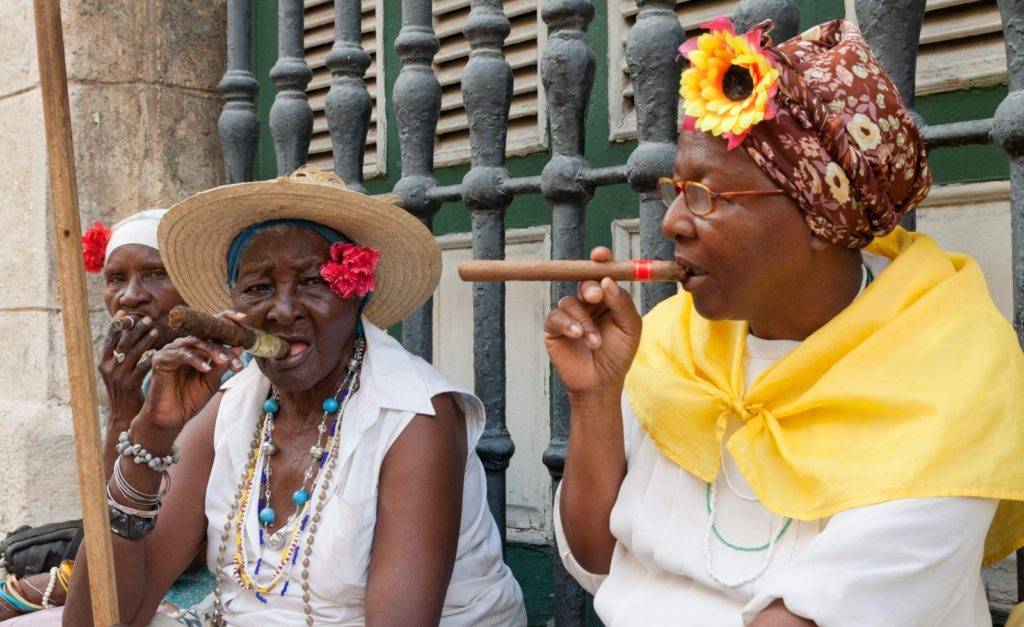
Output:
top-left (108, 503), bottom-right (157, 541)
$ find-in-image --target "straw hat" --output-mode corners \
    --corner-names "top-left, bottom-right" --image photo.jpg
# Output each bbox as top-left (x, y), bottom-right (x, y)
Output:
top-left (158, 167), bottom-right (441, 329)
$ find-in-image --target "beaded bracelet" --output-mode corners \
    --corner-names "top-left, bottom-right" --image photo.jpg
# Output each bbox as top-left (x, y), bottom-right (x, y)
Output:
top-left (113, 456), bottom-right (170, 505)
top-left (41, 568), bottom-right (57, 609)
top-left (115, 432), bottom-right (179, 472)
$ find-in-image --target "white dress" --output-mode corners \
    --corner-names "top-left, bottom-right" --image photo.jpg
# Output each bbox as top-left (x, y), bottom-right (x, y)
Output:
top-left (203, 319), bottom-right (527, 626)
top-left (556, 254), bottom-right (999, 627)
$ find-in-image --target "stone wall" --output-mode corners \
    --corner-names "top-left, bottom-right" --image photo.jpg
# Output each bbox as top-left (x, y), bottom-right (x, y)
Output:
top-left (0, 0), bottom-right (225, 532)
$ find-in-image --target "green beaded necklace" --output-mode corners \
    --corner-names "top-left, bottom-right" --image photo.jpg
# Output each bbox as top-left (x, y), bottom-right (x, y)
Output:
top-left (704, 483), bottom-right (793, 552)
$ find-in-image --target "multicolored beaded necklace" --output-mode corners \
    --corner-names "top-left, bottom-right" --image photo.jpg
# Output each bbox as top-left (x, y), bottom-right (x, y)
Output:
top-left (212, 333), bottom-right (366, 626)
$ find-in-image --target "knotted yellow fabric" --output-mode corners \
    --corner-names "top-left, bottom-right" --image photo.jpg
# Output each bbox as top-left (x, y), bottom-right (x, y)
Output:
top-left (625, 228), bottom-right (1024, 566)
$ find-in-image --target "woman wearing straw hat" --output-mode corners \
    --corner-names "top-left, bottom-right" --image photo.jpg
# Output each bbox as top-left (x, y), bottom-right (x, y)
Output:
top-left (545, 18), bottom-right (1024, 626)
top-left (62, 167), bottom-right (526, 626)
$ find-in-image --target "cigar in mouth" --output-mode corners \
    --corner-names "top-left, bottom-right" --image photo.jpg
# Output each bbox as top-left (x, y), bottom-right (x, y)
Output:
top-left (109, 314), bottom-right (137, 333)
top-left (458, 259), bottom-right (685, 283)
top-left (168, 306), bottom-right (291, 360)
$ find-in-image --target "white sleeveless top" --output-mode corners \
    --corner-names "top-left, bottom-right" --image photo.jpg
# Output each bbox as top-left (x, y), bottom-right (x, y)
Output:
top-left (203, 319), bottom-right (527, 626)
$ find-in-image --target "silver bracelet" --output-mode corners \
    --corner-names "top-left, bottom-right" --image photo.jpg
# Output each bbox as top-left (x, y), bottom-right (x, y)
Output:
top-left (105, 482), bottom-right (161, 518)
top-left (115, 431), bottom-right (179, 472)
top-left (112, 456), bottom-right (170, 505)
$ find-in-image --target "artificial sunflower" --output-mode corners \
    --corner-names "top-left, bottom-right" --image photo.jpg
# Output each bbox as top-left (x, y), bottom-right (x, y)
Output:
top-left (678, 17), bottom-right (780, 150)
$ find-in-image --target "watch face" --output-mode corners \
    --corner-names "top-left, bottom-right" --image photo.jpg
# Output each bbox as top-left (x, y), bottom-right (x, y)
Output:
top-left (109, 505), bottom-right (157, 540)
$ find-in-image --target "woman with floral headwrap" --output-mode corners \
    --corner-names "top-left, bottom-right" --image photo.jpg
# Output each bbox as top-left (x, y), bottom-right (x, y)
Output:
top-left (545, 18), bottom-right (1024, 626)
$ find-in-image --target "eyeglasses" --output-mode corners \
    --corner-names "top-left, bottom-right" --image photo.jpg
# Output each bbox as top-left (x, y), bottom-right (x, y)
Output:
top-left (657, 177), bottom-right (786, 217)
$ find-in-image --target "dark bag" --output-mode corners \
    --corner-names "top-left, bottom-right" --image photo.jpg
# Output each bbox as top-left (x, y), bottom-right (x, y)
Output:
top-left (0, 519), bottom-right (83, 578)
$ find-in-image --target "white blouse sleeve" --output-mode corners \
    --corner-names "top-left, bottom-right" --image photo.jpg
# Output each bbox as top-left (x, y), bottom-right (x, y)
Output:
top-left (741, 497), bottom-right (997, 626)
top-left (552, 394), bottom-right (639, 595)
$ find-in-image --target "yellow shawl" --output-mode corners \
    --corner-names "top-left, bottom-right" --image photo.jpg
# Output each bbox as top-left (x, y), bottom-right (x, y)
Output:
top-left (624, 228), bottom-right (1024, 566)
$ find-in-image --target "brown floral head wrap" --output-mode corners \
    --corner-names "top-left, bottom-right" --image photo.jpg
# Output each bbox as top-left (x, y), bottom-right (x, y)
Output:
top-left (679, 19), bottom-right (932, 248)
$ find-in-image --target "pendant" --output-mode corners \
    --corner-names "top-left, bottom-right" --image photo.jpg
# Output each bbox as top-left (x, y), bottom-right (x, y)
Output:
top-left (267, 529), bottom-right (288, 550)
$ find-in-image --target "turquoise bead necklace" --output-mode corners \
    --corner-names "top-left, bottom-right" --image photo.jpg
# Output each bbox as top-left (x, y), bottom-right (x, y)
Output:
top-left (256, 334), bottom-right (367, 550)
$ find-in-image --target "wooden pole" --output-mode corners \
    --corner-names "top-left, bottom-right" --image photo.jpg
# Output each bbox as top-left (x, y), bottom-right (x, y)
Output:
top-left (32, 0), bottom-right (120, 624)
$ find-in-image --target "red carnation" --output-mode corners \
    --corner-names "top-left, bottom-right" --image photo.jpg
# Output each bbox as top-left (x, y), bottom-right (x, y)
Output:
top-left (82, 221), bottom-right (111, 273)
top-left (319, 242), bottom-right (381, 300)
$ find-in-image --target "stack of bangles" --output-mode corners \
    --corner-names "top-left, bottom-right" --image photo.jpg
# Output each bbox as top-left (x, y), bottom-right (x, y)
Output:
top-left (0, 560), bottom-right (73, 617)
top-left (108, 432), bottom-right (179, 541)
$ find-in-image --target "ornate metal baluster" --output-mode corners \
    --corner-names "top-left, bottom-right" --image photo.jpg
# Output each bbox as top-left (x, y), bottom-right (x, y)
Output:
top-left (218, 0), bottom-right (259, 184)
top-left (540, 0), bottom-right (596, 623)
top-left (855, 0), bottom-right (927, 230)
top-left (461, 0), bottom-right (515, 542)
top-left (325, 0), bottom-right (372, 193)
top-left (393, 0), bottom-right (441, 359)
top-left (993, 0), bottom-right (1024, 602)
top-left (625, 0), bottom-right (684, 313)
top-left (270, 0), bottom-right (313, 175)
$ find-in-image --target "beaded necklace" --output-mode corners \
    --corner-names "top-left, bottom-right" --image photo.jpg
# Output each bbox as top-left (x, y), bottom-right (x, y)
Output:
top-left (702, 262), bottom-right (875, 589)
top-left (212, 334), bottom-right (366, 626)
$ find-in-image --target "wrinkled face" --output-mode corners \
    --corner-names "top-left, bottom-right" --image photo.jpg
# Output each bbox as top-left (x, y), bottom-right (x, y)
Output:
top-left (662, 132), bottom-right (817, 321)
top-left (103, 244), bottom-right (185, 347)
top-left (231, 228), bottom-right (361, 393)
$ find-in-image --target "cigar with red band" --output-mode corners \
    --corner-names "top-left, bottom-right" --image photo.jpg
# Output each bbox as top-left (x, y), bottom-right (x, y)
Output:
top-left (457, 259), bottom-right (683, 283)
top-left (168, 305), bottom-right (290, 360)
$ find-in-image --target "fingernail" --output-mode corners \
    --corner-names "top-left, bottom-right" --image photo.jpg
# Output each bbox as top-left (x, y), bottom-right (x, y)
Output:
top-left (569, 324), bottom-right (582, 336)
top-left (220, 353), bottom-right (230, 362)
top-left (149, 329), bottom-right (158, 337)
top-left (142, 316), bottom-right (152, 325)
top-left (232, 358), bottom-right (242, 369)
top-left (588, 333), bottom-right (601, 346)
top-left (201, 363), bottom-right (212, 372)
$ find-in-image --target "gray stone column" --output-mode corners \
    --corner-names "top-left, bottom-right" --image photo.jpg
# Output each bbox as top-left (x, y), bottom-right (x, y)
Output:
top-left (625, 0), bottom-right (683, 313)
top-left (993, 0), bottom-right (1024, 600)
top-left (461, 0), bottom-right (515, 542)
top-left (325, 0), bottom-right (372, 192)
top-left (539, 1), bottom-right (596, 622)
top-left (393, 0), bottom-right (442, 360)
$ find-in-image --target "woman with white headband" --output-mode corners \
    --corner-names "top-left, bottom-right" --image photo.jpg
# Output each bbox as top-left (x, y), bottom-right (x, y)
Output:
top-left (0, 210), bottom-right (214, 624)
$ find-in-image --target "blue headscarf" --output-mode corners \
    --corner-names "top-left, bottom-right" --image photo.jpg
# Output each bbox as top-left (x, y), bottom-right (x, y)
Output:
top-left (226, 219), bottom-right (349, 285)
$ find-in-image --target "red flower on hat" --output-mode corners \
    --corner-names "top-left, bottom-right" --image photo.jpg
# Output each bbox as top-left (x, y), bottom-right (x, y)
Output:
top-left (82, 221), bottom-right (111, 273)
top-left (319, 243), bottom-right (381, 300)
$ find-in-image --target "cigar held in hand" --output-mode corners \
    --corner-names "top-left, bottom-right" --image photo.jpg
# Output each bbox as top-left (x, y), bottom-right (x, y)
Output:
top-left (168, 305), bottom-right (290, 359)
top-left (458, 259), bottom-right (684, 283)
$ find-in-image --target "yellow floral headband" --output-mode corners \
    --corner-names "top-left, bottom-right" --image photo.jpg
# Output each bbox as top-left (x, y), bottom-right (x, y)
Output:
top-left (678, 17), bottom-right (780, 150)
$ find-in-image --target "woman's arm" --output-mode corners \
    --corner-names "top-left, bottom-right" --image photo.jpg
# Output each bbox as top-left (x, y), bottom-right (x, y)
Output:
top-left (65, 332), bottom-right (242, 626)
top-left (364, 393), bottom-right (467, 627)
top-left (63, 395), bottom-right (220, 627)
top-left (544, 249), bottom-right (642, 574)
top-left (99, 314), bottom-right (160, 476)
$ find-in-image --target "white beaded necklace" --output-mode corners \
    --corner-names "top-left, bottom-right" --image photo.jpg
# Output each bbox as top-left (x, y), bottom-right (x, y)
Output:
top-left (702, 263), bottom-right (872, 589)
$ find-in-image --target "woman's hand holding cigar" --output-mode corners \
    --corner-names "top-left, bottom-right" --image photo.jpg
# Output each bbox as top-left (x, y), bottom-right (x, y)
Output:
top-left (141, 310), bottom-right (249, 432)
top-left (99, 311), bottom-right (161, 432)
top-left (543, 247), bottom-right (643, 401)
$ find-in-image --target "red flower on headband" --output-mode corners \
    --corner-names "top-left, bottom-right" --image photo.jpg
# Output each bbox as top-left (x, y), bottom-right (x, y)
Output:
top-left (82, 221), bottom-right (111, 273)
top-left (320, 243), bottom-right (381, 300)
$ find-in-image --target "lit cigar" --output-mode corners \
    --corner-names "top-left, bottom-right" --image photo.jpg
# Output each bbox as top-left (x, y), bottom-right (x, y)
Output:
top-left (109, 314), bottom-right (137, 333)
top-left (458, 260), bottom-right (684, 283)
top-left (168, 305), bottom-right (290, 360)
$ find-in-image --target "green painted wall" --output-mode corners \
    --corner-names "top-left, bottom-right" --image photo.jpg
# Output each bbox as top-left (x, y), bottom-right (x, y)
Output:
top-left (250, 1), bottom-right (1011, 623)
